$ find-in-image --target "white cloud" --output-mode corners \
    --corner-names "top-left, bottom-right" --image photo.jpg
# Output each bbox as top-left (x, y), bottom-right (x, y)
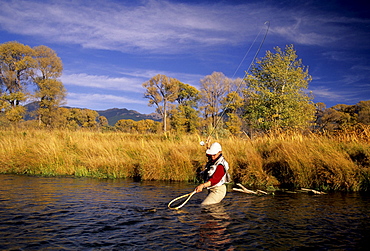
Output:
top-left (61, 69), bottom-right (204, 93)
top-left (118, 69), bottom-right (204, 86)
top-left (61, 73), bottom-right (144, 93)
top-left (311, 87), bottom-right (344, 100)
top-left (0, 0), bottom-right (368, 53)
top-left (0, 0), bottom-right (281, 54)
top-left (66, 92), bottom-right (147, 110)
top-left (311, 85), bottom-right (365, 105)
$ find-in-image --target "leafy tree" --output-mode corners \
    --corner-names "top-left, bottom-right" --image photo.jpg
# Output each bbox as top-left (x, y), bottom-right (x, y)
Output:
top-left (32, 45), bottom-right (65, 127)
top-left (170, 82), bottom-right (200, 133)
top-left (357, 100), bottom-right (370, 125)
top-left (0, 41), bottom-right (66, 125)
top-left (0, 41), bottom-right (35, 122)
top-left (115, 119), bottom-right (136, 133)
top-left (5, 104), bottom-right (26, 123)
top-left (136, 119), bottom-right (161, 134)
top-left (143, 74), bottom-right (179, 132)
top-left (244, 44), bottom-right (315, 131)
top-left (316, 108), bottom-right (349, 131)
top-left (222, 91), bottom-right (244, 135)
top-left (313, 102), bottom-right (327, 131)
top-left (316, 101), bottom-right (370, 131)
top-left (0, 41), bottom-right (34, 100)
top-left (332, 104), bottom-right (357, 128)
top-left (67, 108), bottom-right (99, 128)
top-left (32, 45), bottom-right (63, 80)
top-left (52, 107), bottom-right (70, 129)
top-left (200, 72), bottom-right (231, 129)
top-left (98, 116), bottom-right (109, 127)
top-left (0, 92), bottom-right (27, 123)
top-left (115, 119), bottom-right (161, 134)
top-left (34, 79), bottom-right (66, 127)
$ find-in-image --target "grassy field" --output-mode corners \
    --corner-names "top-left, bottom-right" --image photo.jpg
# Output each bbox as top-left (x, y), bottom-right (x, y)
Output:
top-left (0, 128), bottom-right (369, 191)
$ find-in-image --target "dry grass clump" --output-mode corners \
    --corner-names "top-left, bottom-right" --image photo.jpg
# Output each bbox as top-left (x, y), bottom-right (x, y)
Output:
top-left (0, 128), bottom-right (369, 191)
top-left (0, 130), bottom-right (205, 181)
top-left (222, 138), bottom-right (278, 188)
top-left (249, 130), bottom-right (370, 191)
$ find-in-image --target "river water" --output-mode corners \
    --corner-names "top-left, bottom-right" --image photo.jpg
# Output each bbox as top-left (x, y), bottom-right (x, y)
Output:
top-left (0, 174), bottom-right (369, 250)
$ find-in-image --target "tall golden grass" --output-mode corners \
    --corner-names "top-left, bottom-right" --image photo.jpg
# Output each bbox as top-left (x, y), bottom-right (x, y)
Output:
top-left (0, 127), bottom-right (369, 191)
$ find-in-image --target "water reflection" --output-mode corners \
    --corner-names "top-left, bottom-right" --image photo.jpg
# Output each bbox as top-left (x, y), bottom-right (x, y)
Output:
top-left (198, 203), bottom-right (233, 250)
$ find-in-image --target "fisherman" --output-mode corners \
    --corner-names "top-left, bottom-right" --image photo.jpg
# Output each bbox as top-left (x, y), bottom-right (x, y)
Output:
top-left (195, 142), bottom-right (230, 206)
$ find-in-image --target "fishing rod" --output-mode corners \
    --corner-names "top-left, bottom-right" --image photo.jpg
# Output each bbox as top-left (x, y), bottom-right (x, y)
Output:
top-left (168, 22), bottom-right (270, 209)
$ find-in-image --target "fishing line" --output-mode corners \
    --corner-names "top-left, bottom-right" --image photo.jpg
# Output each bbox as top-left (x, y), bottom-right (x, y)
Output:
top-left (204, 21), bottom-right (270, 142)
top-left (231, 22), bottom-right (267, 79)
top-left (168, 22), bottom-right (271, 210)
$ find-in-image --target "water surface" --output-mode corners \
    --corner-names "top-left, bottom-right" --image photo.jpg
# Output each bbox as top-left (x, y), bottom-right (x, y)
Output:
top-left (0, 174), bottom-right (369, 250)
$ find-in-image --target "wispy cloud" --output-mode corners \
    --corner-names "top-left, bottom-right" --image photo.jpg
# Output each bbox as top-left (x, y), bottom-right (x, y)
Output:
top-left (67, 92), bottom-right (147, 110)
top-left (0, 0), bottom-right (264, 53)
top-left (1, 0), bottom-right (367, 53)
top-left (311, 86), bottom-right (347, 101)
top-left (311, 84), bottom-right (366, 105)
top-left (1, 0), bottom-right (368, 111)
top-left (61, 73), bottom-right (144, 93)
top-left (61, 70), bottom-right (204, 92)
top-left (118, 69), bottom-right (204, 86)
top-left (61, 70), bottom-right (205, 111)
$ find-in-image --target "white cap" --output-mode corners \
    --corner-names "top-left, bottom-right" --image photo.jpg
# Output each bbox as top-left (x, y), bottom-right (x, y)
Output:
top-left (206, 142), bottom-right (222, 155)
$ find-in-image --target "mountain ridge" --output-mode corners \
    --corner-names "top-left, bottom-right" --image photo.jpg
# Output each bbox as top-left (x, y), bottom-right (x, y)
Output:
top-left (96, 107), bottom-right (161, 125)
top-left (24, 102), bottom-right (161, 126)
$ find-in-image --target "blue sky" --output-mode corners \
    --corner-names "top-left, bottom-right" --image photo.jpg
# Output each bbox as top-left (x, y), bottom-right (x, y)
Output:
top-left (0, 0), bottom-right (369, 114)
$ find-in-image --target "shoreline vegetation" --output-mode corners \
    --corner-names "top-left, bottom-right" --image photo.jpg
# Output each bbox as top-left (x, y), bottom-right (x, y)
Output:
top-left (1, 128), bottom-right (369, 192)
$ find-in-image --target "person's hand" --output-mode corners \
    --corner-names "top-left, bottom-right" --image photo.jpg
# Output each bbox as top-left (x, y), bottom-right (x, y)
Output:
top-left (195, 184), bottom-right (205, 193)
top-left (195, 181), bottom-right (210, 193)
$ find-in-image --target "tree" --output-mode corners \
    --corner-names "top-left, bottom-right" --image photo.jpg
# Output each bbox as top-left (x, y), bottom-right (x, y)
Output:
top-left (136, 119), bottom-right (161, 134)
top-left (200, 72), bottom-right (231, 129)
top-left (67, 108), bottom-right (99, 128)
top-left (115, 119), bottom-right (136, 133)
top-left (0, 41), bottom-right (35, 122)
top-left (34, 79), bottom-right (66, 127)
top-left (316, 101), bottom-right (370, 131)
top-left (143, 74), bottom-right (179, 132)
top-left (53, 107), bottom-right (70, 129)
top-left (357, 100), bottom-right (370, 125)
top-left (32, 45), bottom-right (65, 127)
top-left (170, 82), bottom-right (200, 133)
top-left (222, 91), bottom-right (244, 135)
top-left (316, 108), bottom-right (349, 131)
top-left (313, 102), bottom-right (327, 131)
top-left (0, 41), bottom-right (66, 125)
top-left (244, 44), bottom-right (315, 131)
top-left (98, 116), bottom-right (109, 127)
top-left (32, 45), bottom-right (63, 80)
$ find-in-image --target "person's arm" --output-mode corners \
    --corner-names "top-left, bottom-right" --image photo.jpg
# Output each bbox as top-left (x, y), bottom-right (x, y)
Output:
top-left (195, 164), bottom-right (225, 193)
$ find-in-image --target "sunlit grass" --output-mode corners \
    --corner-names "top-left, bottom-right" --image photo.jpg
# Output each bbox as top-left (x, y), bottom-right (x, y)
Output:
top-left (0, 127), bottom-right (369, 191)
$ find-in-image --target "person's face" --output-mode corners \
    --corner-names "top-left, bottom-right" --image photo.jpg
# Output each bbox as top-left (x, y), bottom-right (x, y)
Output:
top-left (207, 152), bottom-right (221, 161)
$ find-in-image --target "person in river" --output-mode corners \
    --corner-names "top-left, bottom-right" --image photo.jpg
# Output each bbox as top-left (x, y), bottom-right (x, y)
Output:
top-left (195, 142), bottom-right (231, 206)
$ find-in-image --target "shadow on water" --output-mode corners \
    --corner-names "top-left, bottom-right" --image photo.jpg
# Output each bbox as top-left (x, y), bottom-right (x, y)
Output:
top-left (1, 174), bottom-right (370, 250)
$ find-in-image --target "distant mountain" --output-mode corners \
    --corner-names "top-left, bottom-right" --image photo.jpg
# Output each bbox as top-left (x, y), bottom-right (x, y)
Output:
top-left (24, 102), bottom-right (161, 126)
top-left (96, 108), bottom-right (161, 125)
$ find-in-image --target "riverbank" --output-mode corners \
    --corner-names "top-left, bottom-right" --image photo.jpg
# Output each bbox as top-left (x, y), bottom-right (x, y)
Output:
top-left (0, 129), bottom-right (369, 191)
